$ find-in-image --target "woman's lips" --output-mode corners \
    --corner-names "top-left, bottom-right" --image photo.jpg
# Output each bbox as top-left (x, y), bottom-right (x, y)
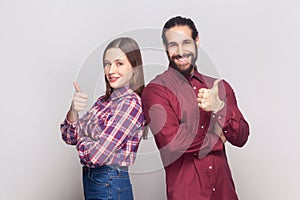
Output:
top-left (109, 77), bottom-right (119, 83)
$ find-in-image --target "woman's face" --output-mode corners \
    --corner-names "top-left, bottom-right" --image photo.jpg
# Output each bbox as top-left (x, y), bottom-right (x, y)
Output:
top-left (104, 48), bottom-right (133, 89)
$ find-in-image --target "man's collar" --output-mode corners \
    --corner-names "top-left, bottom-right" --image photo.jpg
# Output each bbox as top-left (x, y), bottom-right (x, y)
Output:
top-left (190, 68), bottom-right (205, 84)
top-left (168, 62), bottom-right (205, 84)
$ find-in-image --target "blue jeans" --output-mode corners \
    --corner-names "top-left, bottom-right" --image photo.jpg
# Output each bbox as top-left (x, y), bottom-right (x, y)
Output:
top-left (82, 165), bottom-right (133, 200)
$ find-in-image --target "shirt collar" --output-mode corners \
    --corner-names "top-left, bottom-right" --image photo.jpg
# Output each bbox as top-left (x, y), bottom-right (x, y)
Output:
top-left (110, 85), bottom-right (133, 101)
top-left (168, 62), bottom-right (205, 84)
top-left (189, 68), bottom-right (205, 84)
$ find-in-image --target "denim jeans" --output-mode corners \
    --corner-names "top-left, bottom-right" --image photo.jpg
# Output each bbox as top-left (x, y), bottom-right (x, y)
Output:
top-left (82, 165), bottom-right (133, 200)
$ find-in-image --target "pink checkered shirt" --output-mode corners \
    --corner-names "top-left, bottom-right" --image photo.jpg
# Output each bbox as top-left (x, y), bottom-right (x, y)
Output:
top-left (60, 85), bottom-right (145, 167)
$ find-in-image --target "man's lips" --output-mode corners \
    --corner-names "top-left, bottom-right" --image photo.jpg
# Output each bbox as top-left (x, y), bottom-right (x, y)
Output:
top-left (172, 54), bottom-right (192, 65)
top-left (176, 57), bottom-right (188, 65)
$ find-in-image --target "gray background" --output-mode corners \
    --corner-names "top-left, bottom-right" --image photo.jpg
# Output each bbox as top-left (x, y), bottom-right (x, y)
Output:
top-left (1, 0), bottom-right (299, 199)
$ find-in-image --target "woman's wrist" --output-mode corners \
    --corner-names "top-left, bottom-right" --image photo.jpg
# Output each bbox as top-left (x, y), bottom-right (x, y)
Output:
top-left (67, 108), bottom-right (79, 122)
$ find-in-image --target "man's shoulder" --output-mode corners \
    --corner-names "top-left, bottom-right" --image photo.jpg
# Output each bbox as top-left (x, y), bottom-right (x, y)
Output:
top-left (147, 68), bottom-right (189, 88)
top-left (143, 77), bottom-right (166, 94)
top-left (144, 69), bottom-right (170, 89)
top-left (142, 69), bottom-right (175, 101)
top-left (149, 68), bottom-right (173, 83)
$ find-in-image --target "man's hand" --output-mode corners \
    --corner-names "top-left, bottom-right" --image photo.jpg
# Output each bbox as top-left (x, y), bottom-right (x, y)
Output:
top-left (67, 82), bottom-right (88, 122)
top-left (197, 79), bottom-right (224, 113)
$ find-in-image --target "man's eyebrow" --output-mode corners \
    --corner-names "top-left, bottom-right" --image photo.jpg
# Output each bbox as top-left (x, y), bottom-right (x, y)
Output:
top-left (168, 41), bottom-right (177, 45)
top-left (183, 39), bottom-right (193, 42)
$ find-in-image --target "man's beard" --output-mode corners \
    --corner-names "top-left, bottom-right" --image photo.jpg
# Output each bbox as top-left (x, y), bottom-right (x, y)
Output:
top-left (168, 52), bottom-right (197, 76)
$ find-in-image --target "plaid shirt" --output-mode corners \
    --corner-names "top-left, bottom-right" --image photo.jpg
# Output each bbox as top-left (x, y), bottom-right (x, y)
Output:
top-left (60, 85), bottom-right (145, 167)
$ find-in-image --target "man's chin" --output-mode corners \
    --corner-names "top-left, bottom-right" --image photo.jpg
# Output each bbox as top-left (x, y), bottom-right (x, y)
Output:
top-left (178, 68), bottom-right (193, 76)
top-left (177, 64), bottom-right (190, 71)
top-left (171, 62), bottom-right (194, 76)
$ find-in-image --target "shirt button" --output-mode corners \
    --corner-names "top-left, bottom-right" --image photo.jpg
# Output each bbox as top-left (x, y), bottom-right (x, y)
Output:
top-left (209, 166), bottom-right (212, 170)
top-left (201, 125), bottom-right (204, 129)
top-left (212, 188), bottom-right (216, 192)
top-left (224, 130), bottom-right (227, 133)
top-left (218, 116), bottom-right (222, 119)
top-left (212, 114), bottom-right (216, 118)
top-left (193, 86), bottom-right (196, 90)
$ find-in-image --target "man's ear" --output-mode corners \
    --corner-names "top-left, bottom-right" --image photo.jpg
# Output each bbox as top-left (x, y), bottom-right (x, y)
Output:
top-left (195, 35), bottom-right (200, 48)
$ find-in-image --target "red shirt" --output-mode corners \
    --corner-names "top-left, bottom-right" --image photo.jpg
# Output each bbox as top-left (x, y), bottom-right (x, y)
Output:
top-left (142, 67), bottom-right (249, 200)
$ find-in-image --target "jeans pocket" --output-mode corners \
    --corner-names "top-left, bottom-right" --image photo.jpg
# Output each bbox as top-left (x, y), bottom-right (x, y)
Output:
top-left (90, 170), bottom-right (110, 186)
top-left (83, 173), bottom-right (109, 200)
top-left (117, 185), bottom-right (133, 200)
top-left (110, 175), bottom-right (133, 200)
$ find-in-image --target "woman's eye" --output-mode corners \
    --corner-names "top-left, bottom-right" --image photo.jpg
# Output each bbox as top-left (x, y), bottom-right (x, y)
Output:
top-left (104, 63), bottom-right (111, 68)
top-left (117, 62), bottom-right (123, 66)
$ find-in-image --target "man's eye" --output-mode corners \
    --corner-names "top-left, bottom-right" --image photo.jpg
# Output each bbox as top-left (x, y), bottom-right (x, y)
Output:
top-left (117, 62), bottom-right (123, 66)
top-left (168, 43), bottom-right (176, 48)
top-left (184, 40), bottom-right (192, 45)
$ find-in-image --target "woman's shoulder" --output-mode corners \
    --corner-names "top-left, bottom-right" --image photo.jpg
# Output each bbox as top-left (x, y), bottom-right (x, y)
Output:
top-left (94, 95), bottom-right (107, 105)
top-left (123, 91), bottom-right (142, 105)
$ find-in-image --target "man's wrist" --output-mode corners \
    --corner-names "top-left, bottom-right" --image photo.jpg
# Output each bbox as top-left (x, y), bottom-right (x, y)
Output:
top-left (213, 101), bottom-right (224, 113)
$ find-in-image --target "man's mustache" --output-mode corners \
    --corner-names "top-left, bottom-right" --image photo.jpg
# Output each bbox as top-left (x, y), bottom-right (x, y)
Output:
top-left (171, 53), bottom-right (193, 60)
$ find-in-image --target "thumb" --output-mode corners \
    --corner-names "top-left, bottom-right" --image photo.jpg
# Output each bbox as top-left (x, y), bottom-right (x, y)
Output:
top-left (211, 79), bottom-right (221, 91)
top-left (73, 81), bottom-right (81, 93)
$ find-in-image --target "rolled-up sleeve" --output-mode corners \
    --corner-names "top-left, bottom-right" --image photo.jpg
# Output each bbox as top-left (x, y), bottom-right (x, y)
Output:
top-left (60, 118), bottom-right (80, 145)
top-left (214, 80), bottom-right (250, 147)
top-left (76, 97), bottom-right (144, 166)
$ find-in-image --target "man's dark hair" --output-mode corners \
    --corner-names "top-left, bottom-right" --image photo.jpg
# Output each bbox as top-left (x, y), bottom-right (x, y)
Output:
top-left (162, 16), bottom-right (199, 45)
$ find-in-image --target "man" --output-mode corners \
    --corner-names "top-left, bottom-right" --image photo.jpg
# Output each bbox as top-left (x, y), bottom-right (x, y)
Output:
top-left (142, 16), bottom-right (250, 200)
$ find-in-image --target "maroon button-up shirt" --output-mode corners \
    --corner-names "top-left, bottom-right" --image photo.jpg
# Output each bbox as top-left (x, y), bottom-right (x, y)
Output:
top-left (142, 66), bottom-right (249, 200)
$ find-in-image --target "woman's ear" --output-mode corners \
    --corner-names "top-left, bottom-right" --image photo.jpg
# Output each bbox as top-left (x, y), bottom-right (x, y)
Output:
top-left (132, 66), bottom-right (136, 75)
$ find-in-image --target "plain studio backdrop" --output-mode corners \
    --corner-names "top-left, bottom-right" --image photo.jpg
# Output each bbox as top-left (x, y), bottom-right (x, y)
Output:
top-left (1, 0), bottom-right (299, 199)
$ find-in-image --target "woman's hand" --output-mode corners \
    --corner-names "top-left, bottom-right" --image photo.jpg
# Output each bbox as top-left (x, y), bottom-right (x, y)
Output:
top-left (67, 82), bottom-right (88, 122)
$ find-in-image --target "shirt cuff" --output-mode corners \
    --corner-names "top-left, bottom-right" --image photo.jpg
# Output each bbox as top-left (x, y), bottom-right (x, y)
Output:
top-left (64, 118), bottom-right (77, 127)
top-left (211, 104), bottom-right (232, 135)
top-left (212, 104), bottom-right (226, 124)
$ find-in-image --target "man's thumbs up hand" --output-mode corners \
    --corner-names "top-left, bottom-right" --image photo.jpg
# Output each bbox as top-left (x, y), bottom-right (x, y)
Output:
top-left (197, 79), bottom-right (224, 113)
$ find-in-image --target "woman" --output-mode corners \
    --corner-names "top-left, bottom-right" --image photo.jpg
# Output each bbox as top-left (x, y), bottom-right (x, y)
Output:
top-left (60, 37), bottom-right (145, 200)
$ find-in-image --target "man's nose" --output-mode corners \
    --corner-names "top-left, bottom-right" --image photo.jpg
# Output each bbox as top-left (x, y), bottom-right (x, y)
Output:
top-left (177, 44), bottom-right (184, 56)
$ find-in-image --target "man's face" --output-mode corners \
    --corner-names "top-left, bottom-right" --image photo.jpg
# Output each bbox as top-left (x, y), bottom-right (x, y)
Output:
top-left (164, 25), bottom-right (199, 75)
